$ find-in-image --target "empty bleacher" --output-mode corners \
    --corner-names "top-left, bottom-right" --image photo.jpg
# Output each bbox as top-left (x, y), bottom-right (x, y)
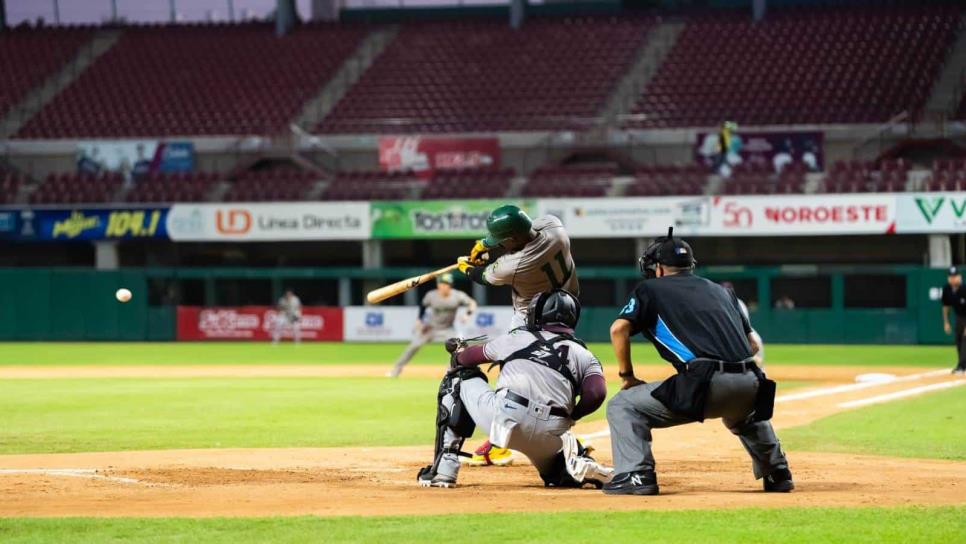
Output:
top-left (17, 23), bottom-right (368, 138)
top-left (629, 6), bottom-right (960, 128)
top-left (319, 17), bottom-right (653, 134)
top-left (224, 169), bottom-right (318, 202)
top-left (0, 26), bottom-right (91, 118)
top-left (125, 171), bottom-right (219, 203)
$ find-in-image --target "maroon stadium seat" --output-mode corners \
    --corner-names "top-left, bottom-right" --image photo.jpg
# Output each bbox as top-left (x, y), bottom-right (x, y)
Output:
top-left (627, 6), bottom-right (960, 128)
top-left (17, 23), bottom-right (368, 138)
top-left (318, 17), bottom-right (655, 134)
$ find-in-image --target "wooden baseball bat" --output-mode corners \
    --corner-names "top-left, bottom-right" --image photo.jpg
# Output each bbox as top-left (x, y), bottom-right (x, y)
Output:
top-left (366, 263), bottom-right (461, 304)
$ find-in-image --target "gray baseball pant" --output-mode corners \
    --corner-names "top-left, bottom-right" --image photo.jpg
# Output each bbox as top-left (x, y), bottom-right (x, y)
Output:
top-left (436, 377), bottom-right (572, 481)
top-left (607, 370), bottom-right (788, 479)
top-left (390, 327), bottom-right (455, 377)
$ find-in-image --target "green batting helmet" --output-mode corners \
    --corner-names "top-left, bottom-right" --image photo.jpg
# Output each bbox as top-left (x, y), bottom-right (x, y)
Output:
top-left (483, 205), bottom-right (532, 247)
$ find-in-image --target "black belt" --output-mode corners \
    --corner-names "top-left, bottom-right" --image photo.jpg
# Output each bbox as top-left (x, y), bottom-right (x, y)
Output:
top-left (503, 390), bottom-right (570, 418)
top-left (687, 358), bottom-right (758, 374)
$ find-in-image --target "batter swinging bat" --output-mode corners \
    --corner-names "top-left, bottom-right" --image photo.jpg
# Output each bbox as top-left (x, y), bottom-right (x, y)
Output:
top-left (366, 263), bottom-right (462, 304)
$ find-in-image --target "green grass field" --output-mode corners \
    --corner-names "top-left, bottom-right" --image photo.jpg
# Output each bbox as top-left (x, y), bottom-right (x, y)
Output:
top-left (1, 342), bottom-right (962, 543)
top-left (0, 376), bottom-right (814, 454)
top-left (783, 386), bottom-right (966, 460)
top-left (0, 341), bottom-right (954, 367)
top-left (2, 507), bottom-right (965, 544)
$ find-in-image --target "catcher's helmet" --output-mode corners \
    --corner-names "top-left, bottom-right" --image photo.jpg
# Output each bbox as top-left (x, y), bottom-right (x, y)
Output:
top-left (483, 204), bottom-right (533, 247)
top-left (639, 226), bottom-right (697, 279)
top-left (526, 289), bottom-right (581, 330)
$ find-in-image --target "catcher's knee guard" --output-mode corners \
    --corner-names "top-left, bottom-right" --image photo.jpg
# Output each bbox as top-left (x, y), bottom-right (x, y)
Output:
top-left (417, 367), bottom-right (487, 482)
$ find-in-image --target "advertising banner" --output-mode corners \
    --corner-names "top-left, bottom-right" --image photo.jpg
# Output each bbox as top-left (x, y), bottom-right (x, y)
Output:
top-left (707, 194), bottom-right (896, 236)
top-left (0, 207), bottom-right (170, 241)
top-left (457, 306), bottom-right (516, 338)
top-left (166, 202), bottom-right (370, 241)
top-left (176, 306), bottom-right (343, 341)
top-left (378, 136), bottom-right (500, 177)
top-left (695, 130), bottom-right (824, 173)
top-left (371, 199), bottom-right (533, 239)
top-left (77, 140), bottom-right (195, 179)
top-left (895, 193), bottom-right (966, 233)
top-left (538, 197), bottom-right (711, 238)
top-left (343, 306), bottom-right (420, 342)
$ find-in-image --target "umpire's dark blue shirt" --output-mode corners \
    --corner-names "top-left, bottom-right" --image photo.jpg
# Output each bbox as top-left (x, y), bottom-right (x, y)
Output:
top-left (617, 271), bottom-right (753, 368)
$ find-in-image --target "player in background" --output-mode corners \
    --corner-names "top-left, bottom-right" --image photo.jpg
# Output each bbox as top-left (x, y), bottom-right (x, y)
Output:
top-left (457, 204), bottom-right (580, 466)
top-left (388, 273), bottom-right (477, 378)
top-left (721, 281), bottom-right (765, 365)
top-left (272, 288), bottom-right (302, 345)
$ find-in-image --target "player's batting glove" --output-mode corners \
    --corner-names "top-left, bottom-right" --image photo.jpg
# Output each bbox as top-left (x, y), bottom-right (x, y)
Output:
top-left (468, 239), bottom-right (490, 266)
top-left (457, 256), bottom-right (475, 275)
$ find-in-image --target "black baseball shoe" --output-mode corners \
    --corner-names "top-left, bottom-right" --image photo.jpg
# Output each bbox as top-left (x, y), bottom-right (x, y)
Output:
top-left (602, 470), bottom-right (659, 496)
top-left (763, 468), bottom-right (795, 492)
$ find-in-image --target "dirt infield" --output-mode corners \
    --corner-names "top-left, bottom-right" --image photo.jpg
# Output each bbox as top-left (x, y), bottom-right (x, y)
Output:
top-left (1, 366), bottom-right (964, 518)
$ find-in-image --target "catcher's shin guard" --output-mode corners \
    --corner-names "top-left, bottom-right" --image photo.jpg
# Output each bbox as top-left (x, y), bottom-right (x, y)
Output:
top-left (540, 432), bottom-right (614, 489)
top-left (417, 368), bottom-right (486, 484)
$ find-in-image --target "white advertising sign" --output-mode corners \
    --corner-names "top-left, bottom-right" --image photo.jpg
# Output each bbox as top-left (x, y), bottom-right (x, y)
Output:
top-left (707, 194), bottom-right (897, 236)
top-left (895, 192), bottom-right (966, 233)
top-left (343, 306), bottom-right (419, 342)
top-left (457, 306), bottom-right (516, 338)
top-left (538, 197), bottom-right (710, 238)
top-left (166, 202), bottom-right (370, 241)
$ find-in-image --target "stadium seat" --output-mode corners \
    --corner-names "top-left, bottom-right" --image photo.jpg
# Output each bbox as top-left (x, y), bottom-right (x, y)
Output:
top-left (0, 26), bottom-right (92, 118)
top-left (627, 6), bottom-right (960, 128)
top-left (318, 17), bottom-right (654, 134)
top-left (17, 23), bottom-right (368, 138)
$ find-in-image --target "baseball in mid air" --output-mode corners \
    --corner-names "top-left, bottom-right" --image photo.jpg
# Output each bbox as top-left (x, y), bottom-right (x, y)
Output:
top-left (115, 288), bottom-right (132, 303)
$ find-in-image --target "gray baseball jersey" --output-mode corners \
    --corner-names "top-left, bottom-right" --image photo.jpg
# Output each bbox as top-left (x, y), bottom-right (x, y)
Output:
top-left (482, 215), bottom-right (579, 314)
top-left (483, 328), bottom-right (603, 413)
top-left (422, 289), bottom-right (474, 330)
top-left (277, 294), bottom-right (302, 318)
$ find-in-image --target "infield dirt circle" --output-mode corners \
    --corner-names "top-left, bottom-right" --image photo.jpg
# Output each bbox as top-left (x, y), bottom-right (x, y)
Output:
top-left (1, 365), bottom-right (964, 518)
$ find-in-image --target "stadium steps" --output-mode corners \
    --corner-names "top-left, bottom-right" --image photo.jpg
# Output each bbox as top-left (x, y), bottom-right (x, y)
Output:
top-left (600, 20), bottom-right (685, 124)
top-left (0, 29), bottom-right (122, 139)
top-left (292, 26), bottom-right (400, 131)
top-left (923, 13), bottom-right (966, 117)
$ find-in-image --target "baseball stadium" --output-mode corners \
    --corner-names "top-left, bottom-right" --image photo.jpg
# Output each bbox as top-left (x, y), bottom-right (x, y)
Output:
top-left (1, 0), bottom-right (966, 542)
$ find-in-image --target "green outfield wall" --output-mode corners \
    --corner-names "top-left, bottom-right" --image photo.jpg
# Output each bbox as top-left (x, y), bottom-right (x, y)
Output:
top-left (0, 265), bottom-right (952, 344)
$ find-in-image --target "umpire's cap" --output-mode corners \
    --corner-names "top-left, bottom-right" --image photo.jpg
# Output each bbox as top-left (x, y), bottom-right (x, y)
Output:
top-left (527, 289), bottom-right (581, 330)
top-left (483, 205), bottom-right (532, 247)
top-left (639, 226), bottom-right (697, 278)
top-left (949, 266), bottom-right (960, 277)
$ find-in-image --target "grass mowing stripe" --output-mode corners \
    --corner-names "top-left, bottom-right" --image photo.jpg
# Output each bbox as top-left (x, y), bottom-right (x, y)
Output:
top-left (0, 377), bottom-right (813, 454)
top-left (782, 386), bottom-right (966, 460)
top-left (0, 342), bottom-right (953, 367)
top-left (1, 506), bottom-right (964, 543)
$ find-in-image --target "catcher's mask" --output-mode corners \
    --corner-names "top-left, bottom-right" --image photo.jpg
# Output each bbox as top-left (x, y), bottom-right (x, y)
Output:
top-left (638, 226), bottom-right (697, 279)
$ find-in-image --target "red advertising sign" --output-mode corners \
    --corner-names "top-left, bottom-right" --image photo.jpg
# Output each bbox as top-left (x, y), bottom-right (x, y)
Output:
top-left (378, 136), bottom-right (500, 177)
top-left (176, 306), bottom-right (344, 341)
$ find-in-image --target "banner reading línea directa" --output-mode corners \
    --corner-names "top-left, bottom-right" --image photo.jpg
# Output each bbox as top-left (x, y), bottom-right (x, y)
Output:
top-left (371, 200), bottom-right (535, 239)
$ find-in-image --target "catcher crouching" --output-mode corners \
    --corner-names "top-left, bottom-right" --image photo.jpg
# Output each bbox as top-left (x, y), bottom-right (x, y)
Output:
top-left (417, 289), bottom-right (613, 489)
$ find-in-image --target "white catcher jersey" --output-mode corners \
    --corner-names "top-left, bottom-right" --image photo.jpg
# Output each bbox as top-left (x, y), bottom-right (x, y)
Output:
top-left (482, 215), bottom-right (579, 314)
top-left (483, 328), bottom-right (603, 413)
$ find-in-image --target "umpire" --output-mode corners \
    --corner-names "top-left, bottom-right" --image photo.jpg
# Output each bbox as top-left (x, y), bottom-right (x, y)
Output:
top-left (942, 266), bottom-right (965, 374)
top-left (603, 228), bottom-right (793, 496)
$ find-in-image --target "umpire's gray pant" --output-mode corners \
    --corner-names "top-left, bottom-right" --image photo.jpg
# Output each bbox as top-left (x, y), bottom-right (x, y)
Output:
top-left (437, 377), bottom-right (572, 481)
top-left (607, 370), bottom-right (788, 479)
